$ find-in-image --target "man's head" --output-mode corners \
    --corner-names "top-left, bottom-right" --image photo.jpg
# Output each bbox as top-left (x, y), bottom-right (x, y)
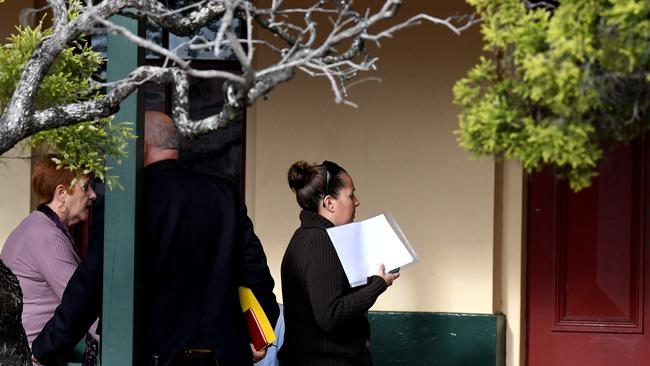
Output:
top-left (144, 111), bottom-right (179, 166)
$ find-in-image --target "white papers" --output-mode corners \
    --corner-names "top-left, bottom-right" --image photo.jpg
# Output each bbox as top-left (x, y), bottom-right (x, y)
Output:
top-left (326, 212), bottom-right (418, 287)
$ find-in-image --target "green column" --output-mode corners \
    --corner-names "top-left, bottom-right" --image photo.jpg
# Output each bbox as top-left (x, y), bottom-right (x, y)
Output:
top-left (102, 15), bottom-right (144, 366)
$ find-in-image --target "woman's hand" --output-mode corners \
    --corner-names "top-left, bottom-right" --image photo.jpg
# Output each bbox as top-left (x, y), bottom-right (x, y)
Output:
top-left (376, 263), bottom-right (400, 286)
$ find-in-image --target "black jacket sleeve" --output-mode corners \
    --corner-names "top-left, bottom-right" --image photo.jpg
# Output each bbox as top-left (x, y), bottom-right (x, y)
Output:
top-left (236, 195), bottom-right (280, 327)
top-left (305, 230), bottom-right (387, 332)
top-left (31, 196), bottom-right (104, 366)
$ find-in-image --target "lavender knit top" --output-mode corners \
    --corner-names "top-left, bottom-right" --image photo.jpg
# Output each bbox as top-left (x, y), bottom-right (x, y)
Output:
top-left (0, 211), bottom-right (81, 346)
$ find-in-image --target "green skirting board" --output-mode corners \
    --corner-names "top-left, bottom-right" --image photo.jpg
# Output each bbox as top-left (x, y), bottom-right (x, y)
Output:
top-left (369, 312), bottom-right (505, 366)
top-left (67, 311), bottom-right (505, 365)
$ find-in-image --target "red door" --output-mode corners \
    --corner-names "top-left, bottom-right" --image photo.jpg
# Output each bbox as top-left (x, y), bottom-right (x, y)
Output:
top-left (526, 137), bottom-right (650, 365)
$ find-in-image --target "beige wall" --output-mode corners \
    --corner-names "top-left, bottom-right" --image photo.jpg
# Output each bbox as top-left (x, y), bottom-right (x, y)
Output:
top-left (0, 1), bottom-right (35, 249)
top-left (494, 161), bottom-right (526, 366)
top-left (0, 147), bottom-right (31, 250)
top-left (247, 1), bottom-right (496, 313)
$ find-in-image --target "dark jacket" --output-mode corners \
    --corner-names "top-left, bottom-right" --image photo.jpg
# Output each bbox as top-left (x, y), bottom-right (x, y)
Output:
top-left (278, 210), bottom-right (387, 366)
top-left (141, 159), bottom-right (278, 365)
top-left (33, 160), bottom-right (279, 366)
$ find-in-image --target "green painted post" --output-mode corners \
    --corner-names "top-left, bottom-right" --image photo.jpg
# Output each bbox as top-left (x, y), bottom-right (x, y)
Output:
top-left (102, 15), bottom-right (143, 366)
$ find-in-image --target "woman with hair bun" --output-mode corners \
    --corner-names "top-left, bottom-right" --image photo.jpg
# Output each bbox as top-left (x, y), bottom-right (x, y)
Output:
top-left (278, 160), bottom-right (399, 366)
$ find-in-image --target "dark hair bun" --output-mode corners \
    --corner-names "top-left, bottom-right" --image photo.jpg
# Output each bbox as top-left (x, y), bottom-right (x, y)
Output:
top-left (288, 161), bottom-right (316, 191)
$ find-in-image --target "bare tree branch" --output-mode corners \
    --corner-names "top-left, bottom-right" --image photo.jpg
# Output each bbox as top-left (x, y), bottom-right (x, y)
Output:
top-left (49, 0), bottom-right (68, 34)
top-left (0, 0), bottom-right (478, 155)
top-left (524, 0), bottom-right (559, 10)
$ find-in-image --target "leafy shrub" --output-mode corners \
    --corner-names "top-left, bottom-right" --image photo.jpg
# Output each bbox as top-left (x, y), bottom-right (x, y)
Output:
top-left (455, 0), bottom-right (650, 190)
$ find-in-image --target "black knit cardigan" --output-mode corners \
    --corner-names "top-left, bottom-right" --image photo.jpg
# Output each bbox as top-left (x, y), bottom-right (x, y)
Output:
top-left (278, 210), bottom-right (388, 366)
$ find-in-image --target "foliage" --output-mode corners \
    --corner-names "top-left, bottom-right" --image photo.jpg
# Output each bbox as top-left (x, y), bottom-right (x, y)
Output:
top-left (454, 0), bottom-right (650, 190)
top-left (0, 18), bottom-right (135, 189)
top-left (29, 119), bottom-right (134, 189)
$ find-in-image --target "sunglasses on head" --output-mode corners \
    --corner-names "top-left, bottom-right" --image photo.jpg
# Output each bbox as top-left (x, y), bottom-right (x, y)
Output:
top-left (321, 160), bottom-right (341, 207)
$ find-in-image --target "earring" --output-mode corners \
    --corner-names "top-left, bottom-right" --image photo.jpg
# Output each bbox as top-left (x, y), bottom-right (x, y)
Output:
top-left (57, 202), bottom-right (66, 213)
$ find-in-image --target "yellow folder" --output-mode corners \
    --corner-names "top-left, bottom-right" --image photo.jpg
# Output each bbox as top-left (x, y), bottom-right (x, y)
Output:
top-left (239, 286), bottom-right (276, 351)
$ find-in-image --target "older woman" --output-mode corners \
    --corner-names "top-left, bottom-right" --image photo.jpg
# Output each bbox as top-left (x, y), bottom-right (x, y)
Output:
top-left (279, 160), bottom-right (399, 366)
top-left (0, 154), bottom-right (97, 360)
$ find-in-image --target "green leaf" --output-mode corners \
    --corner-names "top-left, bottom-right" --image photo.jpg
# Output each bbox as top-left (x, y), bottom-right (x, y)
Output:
top-left (0, 14), bottom-right (133, 189)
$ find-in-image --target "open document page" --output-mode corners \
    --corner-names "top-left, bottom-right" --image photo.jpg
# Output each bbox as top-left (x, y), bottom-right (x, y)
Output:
top-left (326, 212), bottom-right (418, 287)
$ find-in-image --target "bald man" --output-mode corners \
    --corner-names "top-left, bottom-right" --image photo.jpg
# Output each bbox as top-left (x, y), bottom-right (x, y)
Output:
top-left (140, 111), bottom-right (279, 365)
top-left (32, 112), bottom-right (279, 366)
